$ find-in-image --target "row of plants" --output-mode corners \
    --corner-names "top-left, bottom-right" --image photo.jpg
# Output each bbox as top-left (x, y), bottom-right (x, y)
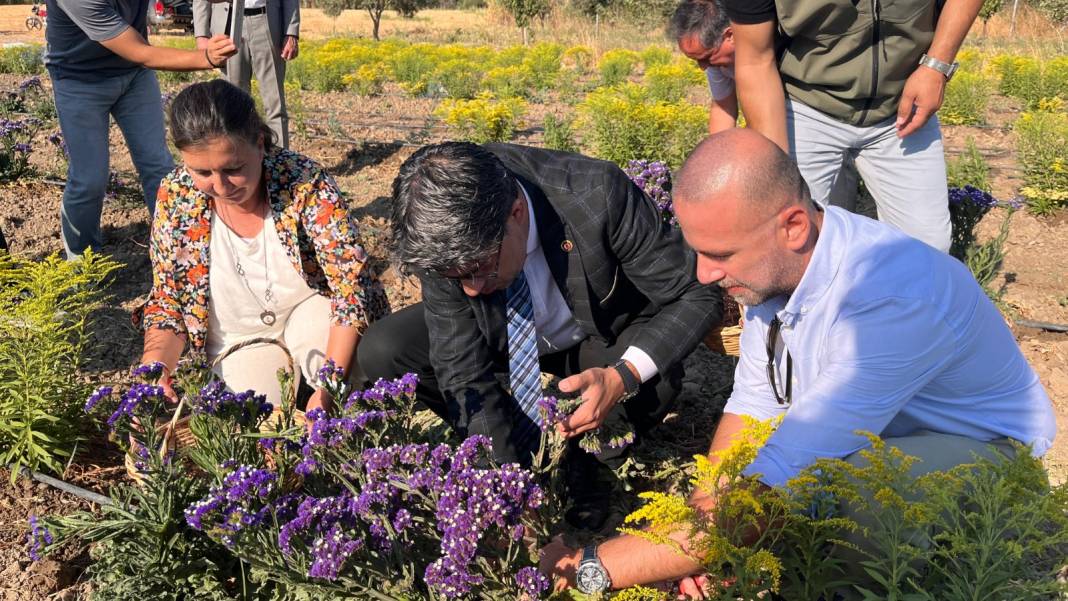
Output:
top-left (26, 358), bottom-right (1068, 600)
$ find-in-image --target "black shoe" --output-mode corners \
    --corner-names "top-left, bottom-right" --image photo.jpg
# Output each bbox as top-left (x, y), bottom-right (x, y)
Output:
top-left (564, 449), bottom-right (613, 532)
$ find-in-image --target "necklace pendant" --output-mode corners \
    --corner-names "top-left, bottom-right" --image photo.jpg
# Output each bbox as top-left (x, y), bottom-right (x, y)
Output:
top-left (260, 310), bottom-right (277, 326)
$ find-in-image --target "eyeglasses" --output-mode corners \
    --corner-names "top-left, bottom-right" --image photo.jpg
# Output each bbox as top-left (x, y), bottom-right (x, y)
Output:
top-left (766, 317), bottom-right (792, 405)
top-left (439, 247), bottom-right (503, 287)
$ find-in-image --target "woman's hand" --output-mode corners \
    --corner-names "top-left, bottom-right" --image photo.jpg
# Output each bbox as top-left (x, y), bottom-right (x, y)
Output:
top-left (305, 388), bottom-right (333, 417)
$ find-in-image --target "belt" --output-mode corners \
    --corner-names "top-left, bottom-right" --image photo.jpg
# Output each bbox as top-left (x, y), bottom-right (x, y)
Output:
top-left (243, 7), bottom-right (266, 15)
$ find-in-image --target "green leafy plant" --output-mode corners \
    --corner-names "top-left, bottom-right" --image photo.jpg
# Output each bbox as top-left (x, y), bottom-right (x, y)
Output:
top-left (0, 251), bottom-right (120, 478)
top-left (521, 42), bottom-right (563, 91)
top-left (941, 71), bottom-right (992, 125)
top-left (599, 49), bottom-right (640, 86)
top-left (639, 46), bottom-right (673, 68)
top-left (615, 420), bottom-right (1068, 601)
top-left (482, 64), bottom-right (535, 98)
top-left (0, 44), bottom-right (44, 75)
top-left (1015, 109), bottom-right (1068, 215)
top-left (643, 61), bottom-right (705, 103)
top-left (0, 115), bottom-right (42, 183)
top-left (429, 58), bottom-right (485, 99)
top-left (542, 112), bottom-right (579, 153)
top-left (390, 45), bottom-right (438, 96)
top-left (947, 138), bottom-right (991, 191)
top-left (434, 92), bottom-right (527, 143)
top-left (577, 82), bottom-right (707, 169)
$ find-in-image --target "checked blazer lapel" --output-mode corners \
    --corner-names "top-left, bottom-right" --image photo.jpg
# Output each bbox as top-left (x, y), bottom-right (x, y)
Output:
top-left (519, 175), bottom-right (596, 332)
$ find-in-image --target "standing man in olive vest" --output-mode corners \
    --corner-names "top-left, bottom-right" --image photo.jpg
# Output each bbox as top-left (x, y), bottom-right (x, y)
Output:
top-left (726, 0), bottom-right (982, 253)
top-left (193, 0), bottom-right (299, 148)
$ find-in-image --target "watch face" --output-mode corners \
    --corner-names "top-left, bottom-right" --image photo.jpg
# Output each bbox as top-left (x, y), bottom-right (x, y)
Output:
top-left (577, 563), bottom-right (609, 593)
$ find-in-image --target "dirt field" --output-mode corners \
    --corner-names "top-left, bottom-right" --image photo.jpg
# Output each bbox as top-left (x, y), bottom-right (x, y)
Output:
top-left (0, 4), bottom-right (1066, 599)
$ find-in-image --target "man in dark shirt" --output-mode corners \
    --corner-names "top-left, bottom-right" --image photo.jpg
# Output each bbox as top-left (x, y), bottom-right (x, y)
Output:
top-left (45, 0), bottom-right (235, 258)
top-left (723, 0), bottom-right (982, 253)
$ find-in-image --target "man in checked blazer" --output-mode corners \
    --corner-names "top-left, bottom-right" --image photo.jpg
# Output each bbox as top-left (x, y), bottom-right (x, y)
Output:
top-left (192, 0), bottom-right (299, 148)
top-left (359, 142), bottom-right (722, 530)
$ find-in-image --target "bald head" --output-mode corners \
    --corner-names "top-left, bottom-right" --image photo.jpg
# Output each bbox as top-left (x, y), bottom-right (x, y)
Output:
top-left (674, 129), bottom-right (811, 219)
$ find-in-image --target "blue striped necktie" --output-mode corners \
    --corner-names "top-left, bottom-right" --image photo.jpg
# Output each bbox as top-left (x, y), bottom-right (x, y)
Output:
top-left (506, 270), bottom-right (543, 441)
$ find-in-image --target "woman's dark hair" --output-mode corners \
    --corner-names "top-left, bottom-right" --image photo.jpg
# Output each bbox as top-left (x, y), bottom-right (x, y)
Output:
top-left (169, 79), bottom-right (274, 151)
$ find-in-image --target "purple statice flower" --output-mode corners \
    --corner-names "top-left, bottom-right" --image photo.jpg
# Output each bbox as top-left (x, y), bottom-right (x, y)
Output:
top-left (423, 443), bottom-right (544, 598)
top-left (305, 410), bottom-right (390, 449)
top-left (317, 358), bottom-right (346, 385)
top-left (361, 446), bottom-right (399, 476)
top-left (12, 142), bottom-right (30, 154)
top-left (26, 516), bottom-right (53, 561)
top-left (191, 381), bottom-right (272, 426)
top-left (948, 185), bottom-right (998, 210)
top-left (451, 435), bottom-right (493, 472)
top-left (537, 396), bottom-right (563, 431)
top-left (1003, 195), bottom-right (1025, 210)
top-left (606, 430), bottom-right (636, 451)
top-left (349, 373), bottom-right (419, 411)
top-left (515, 566), bottom-right (550, 599)
top-left (84, 386), bottom-right (113, 413)
top-left (307, 523), bottom-right (364, 580)
top-left (132, 444), bottom-right (151, 472)
top-left (106, 383), bottom-right (165, 431)
top-left (278, 493), bottom-right (367, 581)
top-left (131, 361), bottom-right (166, 380)
top-left (625, 159), bottom-right (675, 226)
top-left (185, 465), bottom-right (276, 542)
top-left (397, 443), bottom-right (429, 465)
top-left (46, 131), bottom-right (68, 158)
top-left (391, 508), bottom-right (412, 533)
top-left (17, 76), bottom-right (41, 92)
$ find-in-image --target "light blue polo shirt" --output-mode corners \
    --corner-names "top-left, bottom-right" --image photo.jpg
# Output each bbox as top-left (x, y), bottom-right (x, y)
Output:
top-left (724, 207), bottom-right (1055, 487)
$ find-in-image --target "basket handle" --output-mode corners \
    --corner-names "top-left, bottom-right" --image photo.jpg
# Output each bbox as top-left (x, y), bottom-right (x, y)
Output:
top-left (210, 336), bottom-right (300, 411)
top-left (149, 337), bottom-right (299, 463)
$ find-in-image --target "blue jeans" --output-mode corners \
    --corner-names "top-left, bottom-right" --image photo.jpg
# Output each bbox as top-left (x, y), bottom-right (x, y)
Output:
top-left (52, 68), bottom-right (174, 258)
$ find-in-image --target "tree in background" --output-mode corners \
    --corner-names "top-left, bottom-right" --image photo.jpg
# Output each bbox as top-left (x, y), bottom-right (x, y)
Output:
top-left (499, 0), bottom-right (550, 44)
top-left (1037, 0), bottom-right (1068, 30)
top-left (979, 0), bottom-right (1004, 35)
top-left (318, 0), bottom-right (432, 39)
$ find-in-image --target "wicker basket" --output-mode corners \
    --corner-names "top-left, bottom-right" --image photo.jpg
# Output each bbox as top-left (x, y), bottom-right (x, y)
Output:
top-left (703, 297), bottom-right (743, 357)
top-left (126, 337), bottom-right (303, 482)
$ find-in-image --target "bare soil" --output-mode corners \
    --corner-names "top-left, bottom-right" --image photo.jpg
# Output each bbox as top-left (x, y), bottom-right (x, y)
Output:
top-left (0, 5), bottom-right (1065, 598)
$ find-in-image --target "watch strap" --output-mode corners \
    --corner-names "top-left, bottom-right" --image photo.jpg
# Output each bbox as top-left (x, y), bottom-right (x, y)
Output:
top-left (612, 359), bottom-right (640, 399)
top-left (919, 53), bottom-right (958, 80)
top-left (581, 544), bottom-right (598, 563)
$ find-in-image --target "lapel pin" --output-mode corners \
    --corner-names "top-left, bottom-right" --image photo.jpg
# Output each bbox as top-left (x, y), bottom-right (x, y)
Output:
top-left (561, 240), bottom-right (574, 252)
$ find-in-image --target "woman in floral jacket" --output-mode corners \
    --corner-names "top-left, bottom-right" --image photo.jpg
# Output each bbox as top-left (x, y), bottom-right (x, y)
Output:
top-left (141, 80), bottom-right (388, 412)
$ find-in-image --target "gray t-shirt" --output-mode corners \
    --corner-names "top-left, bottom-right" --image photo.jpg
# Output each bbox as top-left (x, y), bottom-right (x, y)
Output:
top-left (45, 0), bottom-right (149, 81)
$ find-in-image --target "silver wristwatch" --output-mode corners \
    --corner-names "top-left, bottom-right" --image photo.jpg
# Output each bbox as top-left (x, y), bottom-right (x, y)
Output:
top-left (576, 544), bottom-right (611, 594)
top-left (918, 53), bottom-right (959, 81)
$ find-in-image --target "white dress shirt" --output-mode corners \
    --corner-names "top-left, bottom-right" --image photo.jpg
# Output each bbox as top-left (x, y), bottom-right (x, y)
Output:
top-left (724, 207), bottom-right (1055, 487)
top-left (519, 184), bottom-right (659, 382)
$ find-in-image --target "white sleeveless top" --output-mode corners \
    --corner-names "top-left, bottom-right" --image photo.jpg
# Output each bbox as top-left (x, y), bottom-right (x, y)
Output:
top-left (206, 212), bottom-right (318, 358)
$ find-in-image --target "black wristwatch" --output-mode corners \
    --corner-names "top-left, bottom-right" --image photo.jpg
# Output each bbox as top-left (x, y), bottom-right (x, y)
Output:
top-left (611, 359), bottom-right (640, 402)
top-left (576, 544), bottom-right (611, 594)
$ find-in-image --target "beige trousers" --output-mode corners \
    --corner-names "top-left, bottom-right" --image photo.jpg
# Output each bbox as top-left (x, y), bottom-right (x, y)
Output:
top-left (210, 293), bottom-right (330, 407)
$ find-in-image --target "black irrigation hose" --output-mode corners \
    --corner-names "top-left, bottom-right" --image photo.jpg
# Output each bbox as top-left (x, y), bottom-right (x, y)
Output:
top-left (12, 464), bottom-right (113, 507)
top-left (1016, 319), bottom-right (1068, 333)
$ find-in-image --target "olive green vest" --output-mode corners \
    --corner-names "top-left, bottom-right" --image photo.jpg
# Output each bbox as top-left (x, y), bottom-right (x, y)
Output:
top-left (777, 0), bottom-right (938, 126)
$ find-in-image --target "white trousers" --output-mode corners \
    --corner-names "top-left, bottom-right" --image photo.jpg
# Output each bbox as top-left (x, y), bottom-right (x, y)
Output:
top-left (787, 99), bottom-right (951, 253)
top-left (210, 293), bottom-right (331, 407)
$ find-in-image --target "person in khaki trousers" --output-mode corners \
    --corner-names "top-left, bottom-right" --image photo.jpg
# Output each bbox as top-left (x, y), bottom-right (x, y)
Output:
top-left (193, 0), bottom-right (299, 148)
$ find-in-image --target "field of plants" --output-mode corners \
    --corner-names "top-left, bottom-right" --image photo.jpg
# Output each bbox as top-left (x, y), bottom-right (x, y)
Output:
top-left (0, 4), bottom-right (1067, 600)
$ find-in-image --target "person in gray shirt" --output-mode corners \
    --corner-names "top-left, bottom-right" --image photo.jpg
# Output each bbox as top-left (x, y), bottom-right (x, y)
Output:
top-left (45, 0), bottom-right (236, 258)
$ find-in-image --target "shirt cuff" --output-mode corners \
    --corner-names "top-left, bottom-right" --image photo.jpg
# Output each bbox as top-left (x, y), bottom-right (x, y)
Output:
top-left (620, 346), bottom-right (658, 383)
